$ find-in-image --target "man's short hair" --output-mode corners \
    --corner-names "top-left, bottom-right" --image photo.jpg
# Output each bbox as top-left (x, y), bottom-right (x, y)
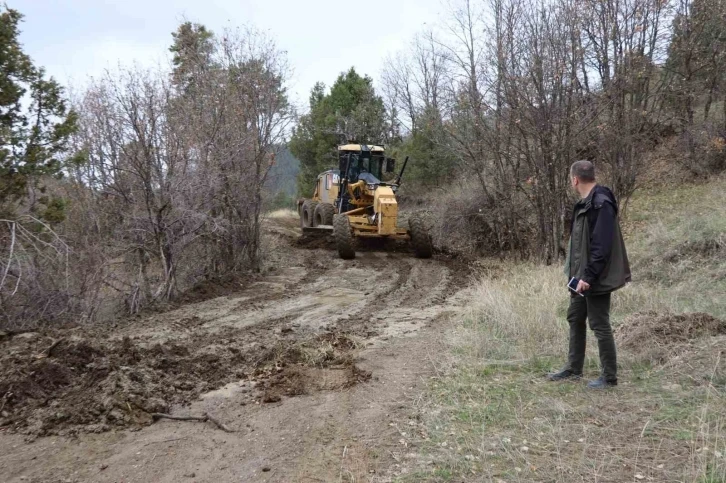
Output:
top-left (570, 160), bottom-right (596, 182)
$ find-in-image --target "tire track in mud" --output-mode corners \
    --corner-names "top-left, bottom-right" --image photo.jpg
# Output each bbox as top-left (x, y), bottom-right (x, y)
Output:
top-left (0, 216), bottom-right (476, 482)
top-left (0, 218), bottom-right (470, 436)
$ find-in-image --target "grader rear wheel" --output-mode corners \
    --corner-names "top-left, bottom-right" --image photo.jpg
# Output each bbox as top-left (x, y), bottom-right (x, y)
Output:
top-left (301, 200), bottom-right (319, 228)
top-left (314, 203), bottom-right (335, 226)
top-left (333, 214), bottom-right (356, 260)
top-left (409, 216), bottom-right (433, 258)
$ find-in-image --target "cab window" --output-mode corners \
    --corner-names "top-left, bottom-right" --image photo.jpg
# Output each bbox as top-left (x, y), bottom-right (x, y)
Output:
top-left (358, 155), bottom-right (383, 180)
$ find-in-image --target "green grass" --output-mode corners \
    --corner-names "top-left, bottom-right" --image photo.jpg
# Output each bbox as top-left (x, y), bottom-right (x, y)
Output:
top-left (402, 358), bottom-right (725, 482)
top-left (398, 177), bottom-right (726, 482)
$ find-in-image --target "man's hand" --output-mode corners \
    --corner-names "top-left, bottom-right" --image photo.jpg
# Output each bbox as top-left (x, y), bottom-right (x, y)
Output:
top-left (576, 280), bottom-right (590, 293)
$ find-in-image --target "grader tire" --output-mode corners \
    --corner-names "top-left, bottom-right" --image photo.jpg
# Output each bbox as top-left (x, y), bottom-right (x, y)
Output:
top-left (333, 214), bottom-right (356, 260)
top-left (301, 200), bottom-right (319, 228)
top-left (299, 201), bottom-right (309, 228)
top-left (409, 216), bottom-right (433, 259)
top-left (314, 203), bottom-right (335, 226)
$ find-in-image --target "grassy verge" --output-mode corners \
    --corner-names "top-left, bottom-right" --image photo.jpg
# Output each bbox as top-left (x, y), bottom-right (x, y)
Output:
top-left (400, 178), bottom-right (726, 482)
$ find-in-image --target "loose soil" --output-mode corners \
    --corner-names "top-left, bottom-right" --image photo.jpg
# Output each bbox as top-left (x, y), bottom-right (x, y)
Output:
top-left (0, 327), bottom-right (368, 437)
top-left (617, 311), bottom-right (726, 346)
top-left (0, 215), bottom-right (474, 482)
top-left (615, 311), bottom-right (726, 364)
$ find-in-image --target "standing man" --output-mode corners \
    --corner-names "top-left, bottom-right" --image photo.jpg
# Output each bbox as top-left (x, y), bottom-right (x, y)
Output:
top-left (548, 160), bottom-right (631, 389)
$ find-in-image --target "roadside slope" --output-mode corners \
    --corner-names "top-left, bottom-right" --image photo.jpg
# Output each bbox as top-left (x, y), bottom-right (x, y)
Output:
top-left (394, 178), bottom-right (726, 482)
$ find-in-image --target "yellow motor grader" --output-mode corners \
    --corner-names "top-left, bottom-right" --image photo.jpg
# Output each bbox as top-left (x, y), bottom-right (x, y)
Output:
top-left (297, 144), bottom-right (432, 260)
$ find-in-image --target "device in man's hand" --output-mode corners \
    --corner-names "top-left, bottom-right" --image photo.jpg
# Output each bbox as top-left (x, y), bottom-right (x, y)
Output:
top-left (568, 277), bottom-right (585, 296)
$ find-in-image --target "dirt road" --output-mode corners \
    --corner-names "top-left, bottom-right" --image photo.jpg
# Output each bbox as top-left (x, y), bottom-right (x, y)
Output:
top-left (0, 216), bottom-right (473, 482)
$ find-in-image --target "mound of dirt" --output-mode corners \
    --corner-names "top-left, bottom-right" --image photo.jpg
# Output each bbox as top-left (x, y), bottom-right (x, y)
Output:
top-left (616, 311), bottom-right (726, 363)
top-left (260, 363), bottom-right (372, 403)
top-left (662, 238), bottom-right (725, 263)
top-left (176, 276), bottom-right (250, 305)
top-left (0, 326), bottom-right (364, 437)
top-left (293, 231), bottom-right (412, 253)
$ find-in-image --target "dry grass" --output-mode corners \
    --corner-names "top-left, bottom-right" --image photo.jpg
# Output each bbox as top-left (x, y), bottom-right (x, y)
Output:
top-left (454, 266), bottom-right (565, 362)
top-left (623, 178), bottom-right (726, 319)
top-left (399, 178), bottom-right (726, 482)
top-left (266, 208), bottom-right (298, 219)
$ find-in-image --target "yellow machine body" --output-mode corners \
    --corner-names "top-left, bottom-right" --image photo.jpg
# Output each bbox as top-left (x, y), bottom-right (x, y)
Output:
top-left (374, 186), bottom-right (398, 235)
top-left (297, 144), bottom-right (408, 239)
top-left (297, 144), bottom-right (431, 260)
top-left (336, 181), bottom-right (408, 239)
top-left (310, 170), bottom-right (339, 205)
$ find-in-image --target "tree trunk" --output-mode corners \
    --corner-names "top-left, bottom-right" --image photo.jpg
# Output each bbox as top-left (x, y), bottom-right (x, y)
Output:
top-left (138, 247), bottom-right (152, 303)
top-left (158, 234), bottom-right (176, 300)
top-left (703, 84), bottom-right (715, 121)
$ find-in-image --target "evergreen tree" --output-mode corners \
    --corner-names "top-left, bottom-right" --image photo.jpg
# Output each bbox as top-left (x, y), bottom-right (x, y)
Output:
top-left (169, 21), bottom-right (215, 92)
top-left (289, 68), bottom-right (388, 195)
top-left (0, 7), bottom-right (77, 215)
top-left (395, 105), bottom-right (456, 187)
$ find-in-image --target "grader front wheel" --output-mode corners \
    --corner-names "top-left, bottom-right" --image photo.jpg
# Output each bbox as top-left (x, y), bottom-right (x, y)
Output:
top-left (409, 216), bottom-right (433, 258)
top-left (333, 214), bottom-right (356, 260)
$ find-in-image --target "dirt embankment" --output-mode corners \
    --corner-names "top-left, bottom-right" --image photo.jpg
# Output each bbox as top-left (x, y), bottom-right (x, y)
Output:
top-left (615, 311), bottom-right (726, 369)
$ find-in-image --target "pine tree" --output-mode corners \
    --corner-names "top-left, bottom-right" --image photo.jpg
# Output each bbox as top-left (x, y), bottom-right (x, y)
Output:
top-left (169, 21), bottom-right (215, 93)
top-left (290, 68), bottom-right (388, 195)
top-left (0, 7), bottom-right (77, 215)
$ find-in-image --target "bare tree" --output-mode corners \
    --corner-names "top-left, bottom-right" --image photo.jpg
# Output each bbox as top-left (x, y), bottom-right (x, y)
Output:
top-left (581, 0), bottom-right (672, 200)
top-left (62, 26), bottom-right (292, 318)
top-left (381, 0), bottom-right (674, 260)
top-left (0, 216), bottom-right (70, 329)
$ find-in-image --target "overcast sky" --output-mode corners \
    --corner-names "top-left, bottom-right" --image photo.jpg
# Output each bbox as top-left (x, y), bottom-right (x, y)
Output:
top-left (11, 0), bottom-right (445, 109)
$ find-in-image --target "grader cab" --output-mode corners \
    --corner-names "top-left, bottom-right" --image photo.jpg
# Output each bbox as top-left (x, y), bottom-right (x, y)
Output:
top-left (297, 144), bottom-right (432, 260)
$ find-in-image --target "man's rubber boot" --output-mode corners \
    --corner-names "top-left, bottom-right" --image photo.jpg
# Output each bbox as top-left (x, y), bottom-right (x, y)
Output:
top-left (587, 376), bottom-right (617, 389)
top-left (546, 369), bottom-right (582, 381)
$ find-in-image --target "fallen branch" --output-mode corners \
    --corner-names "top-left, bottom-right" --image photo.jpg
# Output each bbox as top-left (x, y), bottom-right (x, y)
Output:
top-left (0, 385), bottom-right (12, 413)
top-left (204, 412), bottom-right (234, 433)
top-left (151, 413), bottom-right (206, 422)
top-left (151, 412), bottom-right (234, 433)
top-left (35, 338), bottom-right (64, 359)
top-left (0, 329), bottom-right (37, 338)
top-left (142, 436), bottom-right (188, 447)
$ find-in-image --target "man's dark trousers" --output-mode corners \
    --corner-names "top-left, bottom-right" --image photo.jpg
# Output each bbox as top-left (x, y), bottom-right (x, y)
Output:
top-left (565, 293), bottom-right (617, 381)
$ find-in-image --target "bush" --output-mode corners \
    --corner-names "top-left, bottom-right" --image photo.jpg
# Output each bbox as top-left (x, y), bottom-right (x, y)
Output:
top-left (401, 179), bottom-right (536, 260)
top-left (677, 125), bottom-right (726, 176)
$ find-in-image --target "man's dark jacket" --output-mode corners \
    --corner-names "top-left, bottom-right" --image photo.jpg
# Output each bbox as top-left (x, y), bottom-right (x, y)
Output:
top-left (566, 185), bottom-right (631, 295)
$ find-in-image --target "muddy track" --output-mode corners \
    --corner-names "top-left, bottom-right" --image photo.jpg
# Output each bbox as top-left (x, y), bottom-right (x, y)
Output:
top-left (0, 216), bottom-right (474, 482)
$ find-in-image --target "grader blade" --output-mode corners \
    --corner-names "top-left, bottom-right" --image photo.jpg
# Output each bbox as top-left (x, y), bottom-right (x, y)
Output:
top-left (302, 225), bottom-right (334, 234)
